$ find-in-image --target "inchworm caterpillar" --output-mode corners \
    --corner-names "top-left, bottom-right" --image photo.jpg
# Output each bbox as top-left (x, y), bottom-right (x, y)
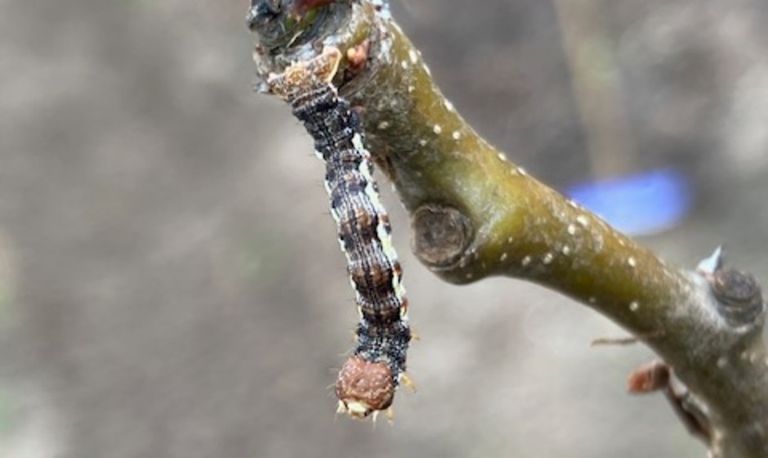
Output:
top-left (267, 47), bottom-right (411, 419)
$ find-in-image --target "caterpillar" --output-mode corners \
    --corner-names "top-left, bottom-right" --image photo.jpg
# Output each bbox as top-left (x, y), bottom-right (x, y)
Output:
top-left (266, 47), bottom-right (412, 419)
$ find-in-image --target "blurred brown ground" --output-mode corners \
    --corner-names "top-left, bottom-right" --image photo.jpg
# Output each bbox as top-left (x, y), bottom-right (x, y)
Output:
top-left (1, 0), bottom-right (768, 457)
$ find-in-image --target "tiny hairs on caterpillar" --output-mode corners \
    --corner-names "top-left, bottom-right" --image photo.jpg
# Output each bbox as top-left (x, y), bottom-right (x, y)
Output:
top-left (267, 47), bottom-right (412, 419)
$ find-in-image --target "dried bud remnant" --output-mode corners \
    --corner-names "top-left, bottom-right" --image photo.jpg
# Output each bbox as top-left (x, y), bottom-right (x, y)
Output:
top-left (628, 360), bottom-right (670, 394)
top-left (346, 39), bottom-right (371, 72)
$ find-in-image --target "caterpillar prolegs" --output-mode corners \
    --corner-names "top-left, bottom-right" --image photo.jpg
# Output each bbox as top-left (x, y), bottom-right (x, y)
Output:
top-left (267, 47), bottom-right (412, 419)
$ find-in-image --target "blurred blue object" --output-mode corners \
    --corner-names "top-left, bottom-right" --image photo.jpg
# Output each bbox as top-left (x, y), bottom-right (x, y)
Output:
top-left (566, 168), bottom-right (692, 236)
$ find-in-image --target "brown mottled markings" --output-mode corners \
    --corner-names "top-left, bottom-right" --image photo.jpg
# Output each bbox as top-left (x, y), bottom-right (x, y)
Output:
top-left (349, 261), bottom-right (396, 298)
top-left (338, 207), bottom-right (378, 248)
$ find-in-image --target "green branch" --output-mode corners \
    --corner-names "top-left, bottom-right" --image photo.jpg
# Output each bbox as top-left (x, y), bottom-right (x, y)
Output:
top-left (248, 1), bottom-right (768, 455)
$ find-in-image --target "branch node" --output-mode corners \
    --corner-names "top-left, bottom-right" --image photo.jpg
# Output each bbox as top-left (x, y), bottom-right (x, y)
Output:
top-left (710, 269), bottom-right (765, 327)
top-left (411, 205), bottom-right (473, 269)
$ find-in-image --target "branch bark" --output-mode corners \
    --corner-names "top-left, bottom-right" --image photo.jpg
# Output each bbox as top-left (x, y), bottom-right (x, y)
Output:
top-left (248, 1), bottom-right (768, 455)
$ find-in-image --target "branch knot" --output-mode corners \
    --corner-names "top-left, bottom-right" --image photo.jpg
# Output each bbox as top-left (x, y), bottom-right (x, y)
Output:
top-left (711, 269), bottom-right (765, 327)
top-left (411, 205), bottom-right (473, 271)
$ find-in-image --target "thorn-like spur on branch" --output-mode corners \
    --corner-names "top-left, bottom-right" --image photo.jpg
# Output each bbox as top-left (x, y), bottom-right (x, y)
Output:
top-left (248, 1), bottom-right (768, 455)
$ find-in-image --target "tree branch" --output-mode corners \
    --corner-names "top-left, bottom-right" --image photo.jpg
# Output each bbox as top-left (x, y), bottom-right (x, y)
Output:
top-left (248, 1), bottom-right (768, 455)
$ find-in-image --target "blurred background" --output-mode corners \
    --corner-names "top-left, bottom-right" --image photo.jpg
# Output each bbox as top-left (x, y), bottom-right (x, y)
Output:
top-left (2, 0), bottom-right (767, 456)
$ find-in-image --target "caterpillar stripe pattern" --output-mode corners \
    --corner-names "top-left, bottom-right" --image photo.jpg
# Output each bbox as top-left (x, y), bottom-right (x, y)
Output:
top-left (267, 47), bottom-right (411, 418)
